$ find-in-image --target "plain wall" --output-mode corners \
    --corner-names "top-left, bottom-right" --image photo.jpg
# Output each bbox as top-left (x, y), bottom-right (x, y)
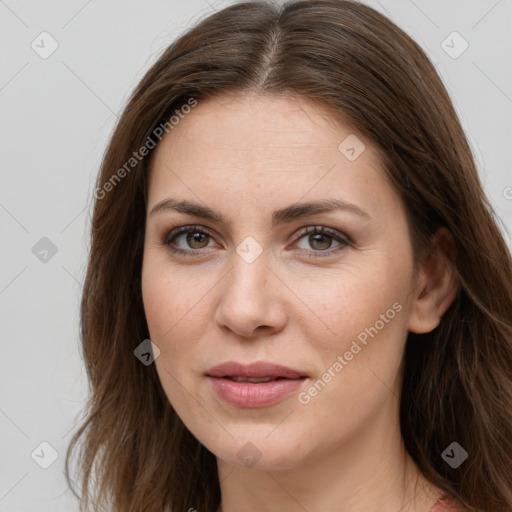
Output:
top-left (0, 0), bottom-right (511, 510)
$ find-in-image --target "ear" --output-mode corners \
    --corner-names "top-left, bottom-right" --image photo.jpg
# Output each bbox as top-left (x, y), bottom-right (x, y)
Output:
top-left (408, 227), bottom-right (459, 334)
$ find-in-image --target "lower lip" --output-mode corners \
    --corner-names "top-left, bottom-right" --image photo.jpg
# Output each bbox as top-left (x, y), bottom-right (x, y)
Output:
top-left (208, 377), bottom-right (306, 408)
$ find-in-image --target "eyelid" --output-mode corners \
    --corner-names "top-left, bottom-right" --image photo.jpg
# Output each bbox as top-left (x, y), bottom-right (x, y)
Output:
top-left (292, 225), bottom-right (352, 245)
top-left (163, 224), bottom-right (216, 243)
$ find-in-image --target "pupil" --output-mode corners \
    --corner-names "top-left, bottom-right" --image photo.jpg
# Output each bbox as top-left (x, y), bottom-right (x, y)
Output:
top-left (187, 232), bottom-right (208, 248)
top-left (310, 234), bottom-right (331, 250)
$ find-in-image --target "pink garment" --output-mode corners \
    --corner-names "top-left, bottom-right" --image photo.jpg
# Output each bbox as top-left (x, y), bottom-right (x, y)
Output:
top-left (429, 496), bottom-right (465, 511)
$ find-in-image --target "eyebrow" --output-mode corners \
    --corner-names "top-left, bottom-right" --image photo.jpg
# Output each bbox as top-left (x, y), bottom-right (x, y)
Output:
top-left (149, 198), bottom-right (371, 226)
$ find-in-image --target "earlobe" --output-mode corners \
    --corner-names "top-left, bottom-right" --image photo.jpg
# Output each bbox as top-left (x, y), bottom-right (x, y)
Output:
top-left (408, 227), bottom-right (459, 334)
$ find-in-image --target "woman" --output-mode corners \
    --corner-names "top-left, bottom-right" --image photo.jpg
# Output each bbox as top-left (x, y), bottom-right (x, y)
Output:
top-left (66, 1), bottom-right (512, 511)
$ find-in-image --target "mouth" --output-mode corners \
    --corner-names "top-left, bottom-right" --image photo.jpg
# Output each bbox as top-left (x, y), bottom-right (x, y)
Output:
top-left (206, 361), bottom-right (308, 408)
top-left (206, 360), bottom-right (307, 380)
top-left (222, 376), bottom-right (293, 383)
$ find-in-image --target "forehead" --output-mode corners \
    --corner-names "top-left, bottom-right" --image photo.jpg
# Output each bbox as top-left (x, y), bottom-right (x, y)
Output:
top-left (147, 93), bottom-right (399, 222)
top-left (153, 93), bottom-right (368, 163)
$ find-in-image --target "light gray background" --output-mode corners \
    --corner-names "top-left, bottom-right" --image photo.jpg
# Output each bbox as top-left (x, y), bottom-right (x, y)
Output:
top-left (1, 0), bottom-right (511, 510)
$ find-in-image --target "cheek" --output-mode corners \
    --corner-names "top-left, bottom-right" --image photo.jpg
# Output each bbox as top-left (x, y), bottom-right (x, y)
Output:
top-left (141, 252), bottom-right (215, 348)
top-left (141, 257), bottom-right (210, 414)
top-left (292, 267), bottom-right (410, 431)
top-left (291, 256), bottom-right (412, 357)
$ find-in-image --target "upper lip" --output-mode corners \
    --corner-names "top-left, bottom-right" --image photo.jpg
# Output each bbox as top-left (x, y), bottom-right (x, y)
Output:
top-left (206, 361), bottom-right (307, 379)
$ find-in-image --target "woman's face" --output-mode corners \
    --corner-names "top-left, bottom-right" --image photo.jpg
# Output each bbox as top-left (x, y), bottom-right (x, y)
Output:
top-left (142, 93), bottom-right (421, 471)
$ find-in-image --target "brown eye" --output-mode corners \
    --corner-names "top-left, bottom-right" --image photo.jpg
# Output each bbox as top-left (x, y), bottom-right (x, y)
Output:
top-left (186, 231), bottom-right (210, 249)
top-left (308, 233), bottom-right (334, 251)
top-left (294, 226), bottom-right (350, 258)
top-left (163, 226), bottom-right (216, 255)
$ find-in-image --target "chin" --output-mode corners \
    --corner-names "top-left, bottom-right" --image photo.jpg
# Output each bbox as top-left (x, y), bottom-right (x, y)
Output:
top-left (196, 428), bottom-right (312, 471)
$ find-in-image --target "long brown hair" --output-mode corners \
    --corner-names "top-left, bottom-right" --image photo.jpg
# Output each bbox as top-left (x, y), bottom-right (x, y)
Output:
top-left (65, 1), bottom-right (512, 510)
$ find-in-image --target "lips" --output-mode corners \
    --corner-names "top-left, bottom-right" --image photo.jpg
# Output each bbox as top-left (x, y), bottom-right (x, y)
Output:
top-left (227, 376), bottom-right (281, 383)
top-left (206, 361), bottom-right (306, 380)
top-left (206, 361), bottom-right (308, 408)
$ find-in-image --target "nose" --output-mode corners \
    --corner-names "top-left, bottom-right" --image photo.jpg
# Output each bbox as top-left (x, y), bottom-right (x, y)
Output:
top-left (214, 250), bottom-right (288, 339)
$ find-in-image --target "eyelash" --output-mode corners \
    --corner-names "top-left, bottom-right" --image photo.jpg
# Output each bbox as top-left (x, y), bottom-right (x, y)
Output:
top-left (161, 224), bottom-right (351, 259)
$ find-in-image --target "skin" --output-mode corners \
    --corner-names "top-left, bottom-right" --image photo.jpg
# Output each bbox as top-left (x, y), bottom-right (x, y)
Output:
top-left (141, 93), bottom-right (458, 512)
